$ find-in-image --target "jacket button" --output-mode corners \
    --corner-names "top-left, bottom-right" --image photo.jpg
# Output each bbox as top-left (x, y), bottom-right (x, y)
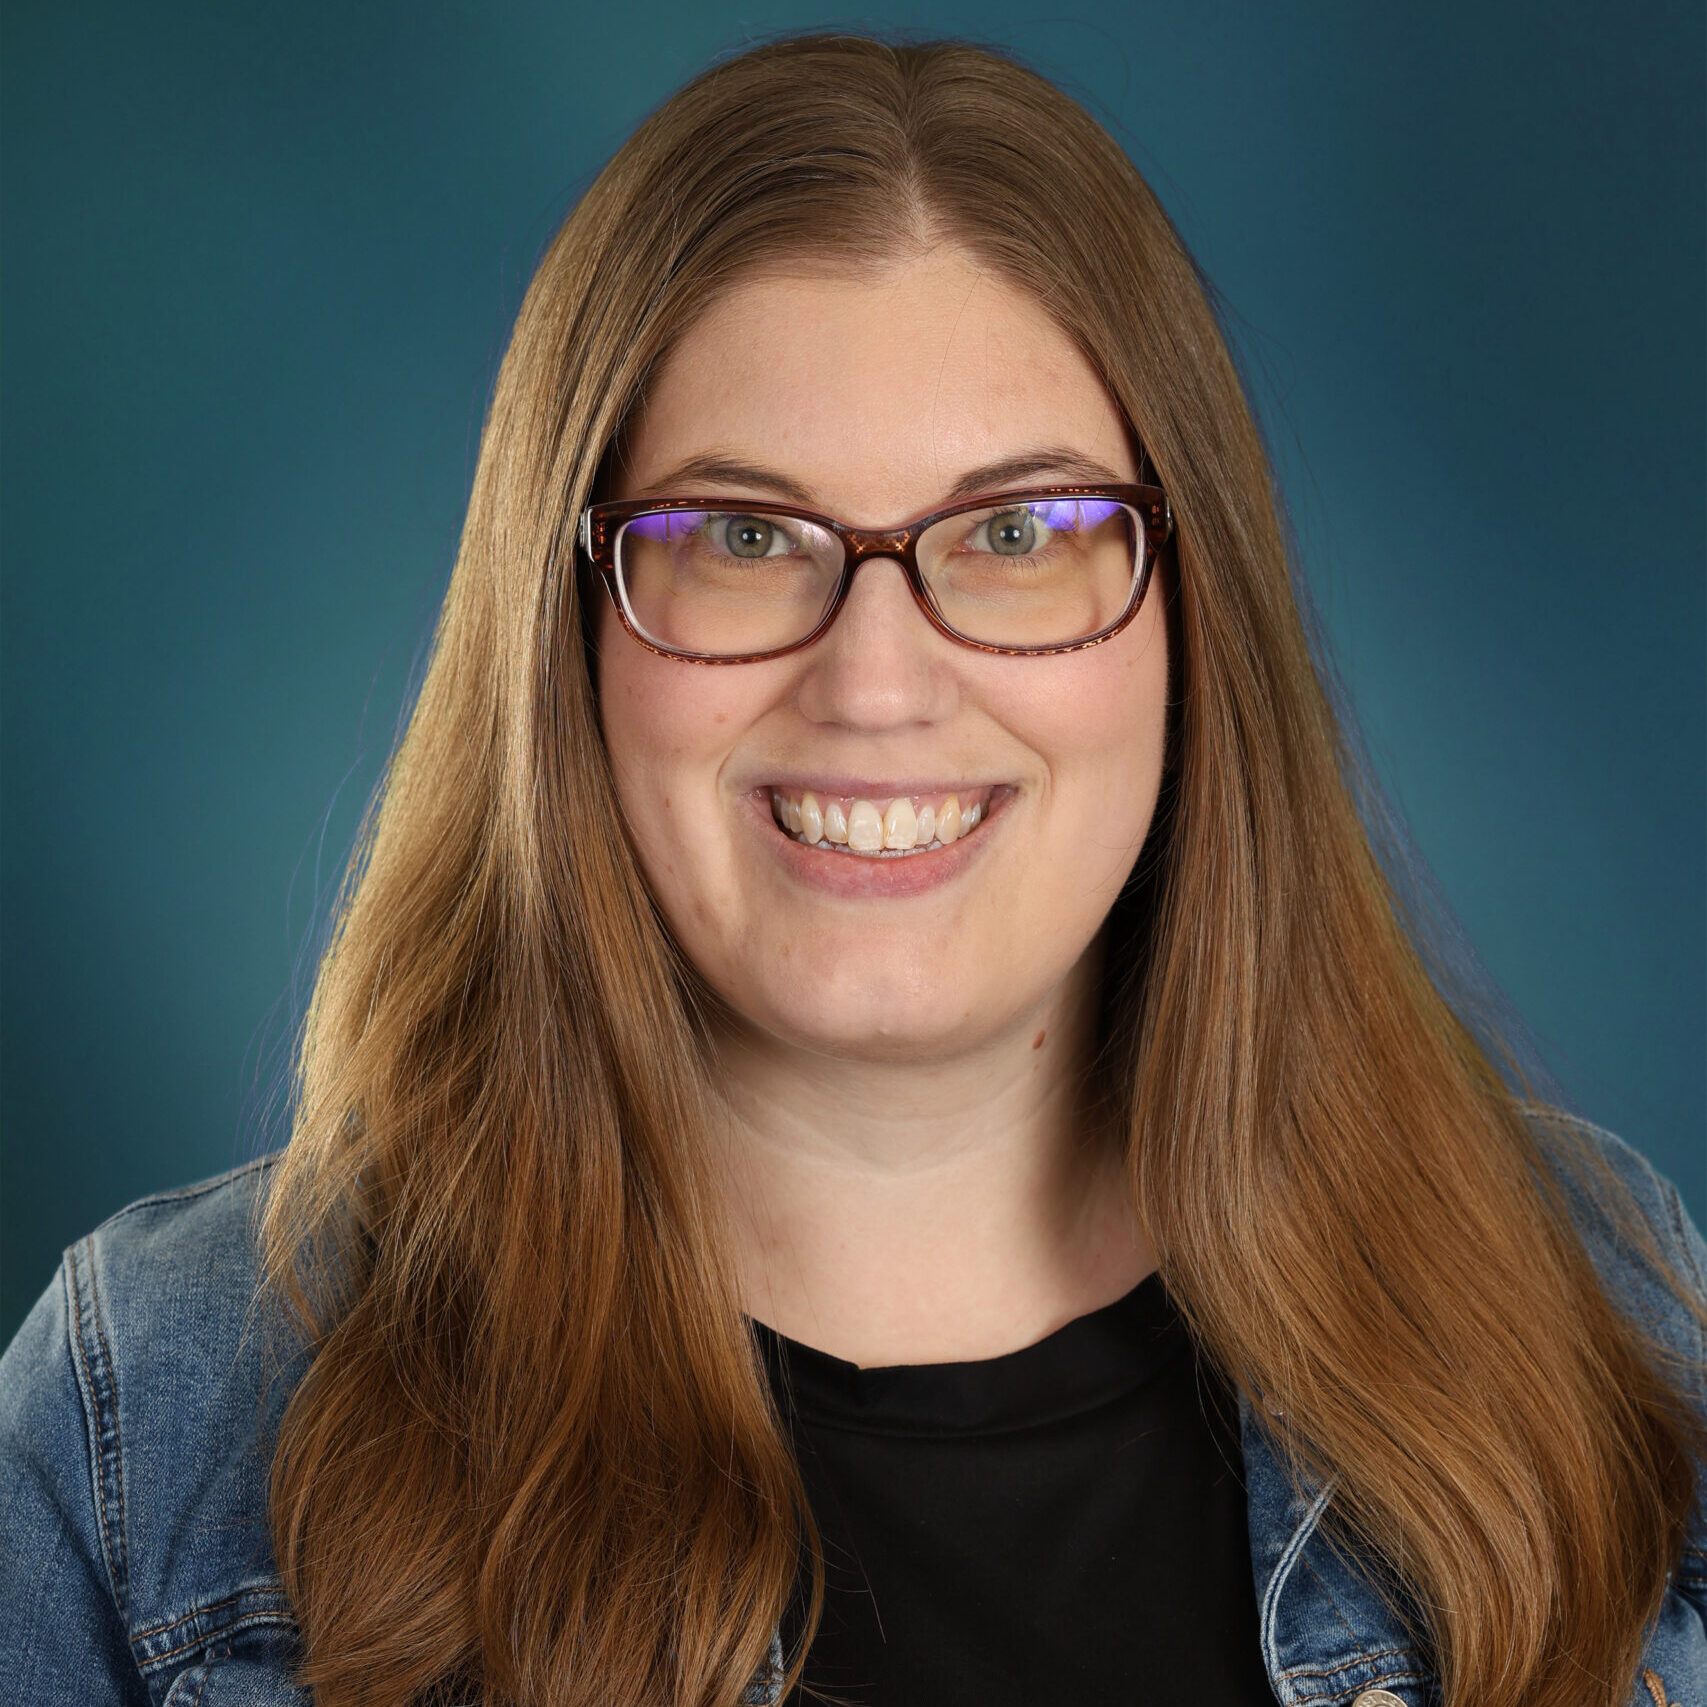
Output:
top-left (1352, 1694), bottom-right (1409, 1707)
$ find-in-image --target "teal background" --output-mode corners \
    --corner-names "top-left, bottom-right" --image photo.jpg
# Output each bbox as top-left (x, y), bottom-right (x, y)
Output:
top-left (3, 1), bottom-right (1702, 1344)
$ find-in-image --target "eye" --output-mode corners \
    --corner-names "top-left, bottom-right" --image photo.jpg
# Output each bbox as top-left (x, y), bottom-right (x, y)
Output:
top-left (723, 515), bottom-right (778, 558)
top-left (982, 508), bottom-right (1039, 556)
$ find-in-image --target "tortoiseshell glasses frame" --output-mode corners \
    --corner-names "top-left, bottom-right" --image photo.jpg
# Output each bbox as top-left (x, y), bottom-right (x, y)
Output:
top-left (578, 482), bottom-right (1173, 664)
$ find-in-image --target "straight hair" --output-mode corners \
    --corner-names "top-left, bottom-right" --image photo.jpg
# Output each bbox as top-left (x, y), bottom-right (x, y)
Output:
top-left (263, 35), bottom-right (1701, 1707)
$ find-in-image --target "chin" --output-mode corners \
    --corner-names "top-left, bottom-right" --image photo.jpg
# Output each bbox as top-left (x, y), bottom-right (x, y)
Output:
top-left (736, 966), bottom-right (1002, 1064)
top-left (776, 1014), bottom-right (984, 1066)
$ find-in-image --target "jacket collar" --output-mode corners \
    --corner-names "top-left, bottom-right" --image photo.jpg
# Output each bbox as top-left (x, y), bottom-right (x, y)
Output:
top-left (1238, 1392), bottom-right (1436, 1706)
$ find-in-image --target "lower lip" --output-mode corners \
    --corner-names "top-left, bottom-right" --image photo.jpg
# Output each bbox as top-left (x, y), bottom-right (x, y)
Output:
top-left (747, 789), bottom-right (1010, 899)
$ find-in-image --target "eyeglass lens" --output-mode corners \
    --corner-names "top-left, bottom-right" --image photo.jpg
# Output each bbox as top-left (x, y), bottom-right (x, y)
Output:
top-left (614, 496), bottom-right (1145, 657)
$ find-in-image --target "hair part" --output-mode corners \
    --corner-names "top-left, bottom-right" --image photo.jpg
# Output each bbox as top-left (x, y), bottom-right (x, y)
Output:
top-left (263, 33), bottom-right (1701, 1707)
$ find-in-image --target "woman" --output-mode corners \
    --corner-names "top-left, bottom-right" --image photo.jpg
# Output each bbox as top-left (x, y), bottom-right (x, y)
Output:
top-left (1, 33), bottom-right (1703, 1707)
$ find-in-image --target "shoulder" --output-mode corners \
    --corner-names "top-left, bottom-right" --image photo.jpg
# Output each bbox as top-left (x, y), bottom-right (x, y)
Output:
top-left (1524, 1108), bottom-right (1707, 1682)
top-left (74, 1154), bottom-right (281, 1338)
top-left (1523, 1104), bottom-right (1707, 1377)
top-left (0, 1156), bottom-right (309, 1702)
top-left (1241, 1109), bottom-right (1707, 1703)
top-left (61, 1156), bottom-right (302, 1453)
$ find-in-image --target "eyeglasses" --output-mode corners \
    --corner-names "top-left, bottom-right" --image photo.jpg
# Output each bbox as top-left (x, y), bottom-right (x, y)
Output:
top-left (578, 483), bottom-right (1171, 663)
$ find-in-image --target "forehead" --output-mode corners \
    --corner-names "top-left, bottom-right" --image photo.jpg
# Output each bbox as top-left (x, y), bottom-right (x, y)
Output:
top-left (616, 246), bottom-right (1136, 520)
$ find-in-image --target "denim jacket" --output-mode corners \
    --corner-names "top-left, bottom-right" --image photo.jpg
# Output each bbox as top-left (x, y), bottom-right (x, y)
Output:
top-left (3, 1114), bottom-right (1704, 1707)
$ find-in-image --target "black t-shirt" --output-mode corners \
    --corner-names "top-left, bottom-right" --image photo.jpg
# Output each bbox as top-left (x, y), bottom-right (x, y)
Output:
top-left (754, 1275), bottom-right (1276, 1706)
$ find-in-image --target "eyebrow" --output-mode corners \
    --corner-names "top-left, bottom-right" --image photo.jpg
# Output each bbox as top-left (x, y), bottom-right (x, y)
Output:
top-left (634, 446), bottom-right (1130, 511)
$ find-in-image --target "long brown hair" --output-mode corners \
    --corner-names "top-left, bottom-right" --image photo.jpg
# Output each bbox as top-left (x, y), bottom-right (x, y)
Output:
top-left (262, 35), bottom-right (1700, 1707)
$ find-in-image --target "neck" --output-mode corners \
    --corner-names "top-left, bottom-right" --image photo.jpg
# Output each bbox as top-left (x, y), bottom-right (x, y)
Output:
top-left (711, 950), bottom-right (1154, 1367)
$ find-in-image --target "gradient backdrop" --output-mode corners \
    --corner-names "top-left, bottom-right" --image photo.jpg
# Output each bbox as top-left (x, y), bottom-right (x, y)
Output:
top-left (4, 0), bottom-right (1703, 1345)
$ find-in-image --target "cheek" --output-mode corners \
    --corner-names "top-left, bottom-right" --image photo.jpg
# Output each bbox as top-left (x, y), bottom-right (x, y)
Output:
top-left (595, 604), bottom-right (782, 884)
top-left (597, 603), bottom-right (725, 793)
top-left (596, 634), bottom-right (737, 947)
top-left (1007, 602), bottom-right (1170, 839)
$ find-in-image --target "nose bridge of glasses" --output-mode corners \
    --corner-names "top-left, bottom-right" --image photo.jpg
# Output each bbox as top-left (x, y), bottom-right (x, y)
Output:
top-left (826, 528), bottom-right (935, 642)
top-left (839, 525), bottom-right (919, 571)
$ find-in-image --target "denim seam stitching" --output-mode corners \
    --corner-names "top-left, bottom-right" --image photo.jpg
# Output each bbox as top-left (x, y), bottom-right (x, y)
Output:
top-left (1664, 1182), bottom-right (1707, 1397)
top-left (143, 1609), bottom-right (299, 1670)
top-left (85, 1230), bottom-right (131, 1610)
top-left (1663, 1183), bottom-right (1706, 1298)
top-left (133, 1587), bottom-right (290, 1643)
top-left (1277, 1645), bottom-right (1414, 1682)
top-left (94, 1157), bottom-right (273, 1227)
top-left (66, 1240), bottom-right (128, 1619)
top-left (1288, 1667), bottom-right (1427, 1705)
top-left (1260, 1476), bottom-right (1337, 1699)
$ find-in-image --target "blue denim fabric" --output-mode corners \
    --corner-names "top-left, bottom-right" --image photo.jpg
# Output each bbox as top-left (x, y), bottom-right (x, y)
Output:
top-left (3, 1113), bottom-right (1703, 1706)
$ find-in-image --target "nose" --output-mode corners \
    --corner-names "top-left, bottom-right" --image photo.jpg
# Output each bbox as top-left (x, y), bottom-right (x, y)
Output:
top-left (793, 557), bottom-right (958, 731)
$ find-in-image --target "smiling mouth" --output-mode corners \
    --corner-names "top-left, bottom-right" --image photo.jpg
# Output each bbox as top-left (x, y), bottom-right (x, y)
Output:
top-left (766, 786), bottom-right (996, 856)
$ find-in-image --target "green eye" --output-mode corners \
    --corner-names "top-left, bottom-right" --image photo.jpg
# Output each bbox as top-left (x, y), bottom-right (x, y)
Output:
top-left (724, 516), bottom-right (776, 558)
top-left (987, 509), bottom-right (1037, 555)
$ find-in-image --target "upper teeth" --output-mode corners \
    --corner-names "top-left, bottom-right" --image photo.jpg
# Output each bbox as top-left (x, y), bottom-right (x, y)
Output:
top-left (769, 788), bottom-right (989, 855)
top-left (882, 798), bottom-right (917, 850)
top-left (848, 799), bottom-right (884, 851)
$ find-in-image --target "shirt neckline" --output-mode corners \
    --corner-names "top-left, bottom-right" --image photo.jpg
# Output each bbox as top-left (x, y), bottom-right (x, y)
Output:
top-left (751, 1272), bottom-right (1189, 1440)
